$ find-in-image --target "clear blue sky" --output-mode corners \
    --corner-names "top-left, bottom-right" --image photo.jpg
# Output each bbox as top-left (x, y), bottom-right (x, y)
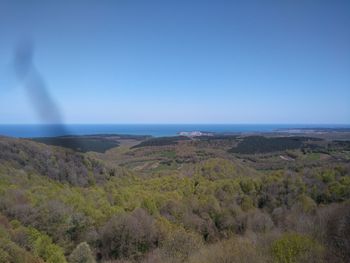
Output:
top-left (0, 0), bottom-right (349, 124)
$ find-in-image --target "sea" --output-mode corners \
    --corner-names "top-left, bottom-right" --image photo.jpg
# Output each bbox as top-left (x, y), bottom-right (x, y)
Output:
top-left (0, 124), bottom-right (349, 138)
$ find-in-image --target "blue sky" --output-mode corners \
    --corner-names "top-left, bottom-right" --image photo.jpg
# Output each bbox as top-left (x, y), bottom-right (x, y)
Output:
top-left (0, 0), bottom-right (349, 124)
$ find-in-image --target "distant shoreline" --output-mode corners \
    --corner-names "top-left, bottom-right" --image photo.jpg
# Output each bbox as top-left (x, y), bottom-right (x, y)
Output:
top-left (0, 124), bottom-right (350, 138)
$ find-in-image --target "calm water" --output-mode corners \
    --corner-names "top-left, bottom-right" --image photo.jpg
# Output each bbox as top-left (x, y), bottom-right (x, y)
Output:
top-left (0, 124), bottom-right (349, 138)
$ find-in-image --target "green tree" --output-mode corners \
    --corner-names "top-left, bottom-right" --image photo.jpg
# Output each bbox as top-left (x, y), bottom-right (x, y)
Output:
top-left (27, 227), bottom-right (67, 263)
top-left (69, 242), bottom-right (95, 263)
top-left (0, 248), bottom-right (10, 263)
top-left (271, 233), bottom-right (323, 263)
top-left (161, 228), bottom-right (203, 262)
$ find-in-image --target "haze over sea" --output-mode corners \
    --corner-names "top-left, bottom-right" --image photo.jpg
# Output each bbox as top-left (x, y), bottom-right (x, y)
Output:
top-left (0, 124), bottom-right (349, 138)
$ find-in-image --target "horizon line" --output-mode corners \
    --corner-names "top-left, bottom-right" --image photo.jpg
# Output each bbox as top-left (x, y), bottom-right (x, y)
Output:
top-left (0, 123), bottom-right (350, 126)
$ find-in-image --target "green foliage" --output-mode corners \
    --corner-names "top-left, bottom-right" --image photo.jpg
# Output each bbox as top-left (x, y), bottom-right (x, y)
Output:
top-left (0, 136), bottom-right (349, 262)
top-left (321, 170), bottom-right (336, 183)
top-left (199, 158), bottom-right (237, 180)
top-left (69, 242), bottom-right (95, 263)
top-left (0, 137), bottom-right (108, 186)
top-left (0, 247), bottom-right (10, 263)
top-left (161, 228), bottom-right (203, 262)
top-left (271, 233), bottom-right (323, 263)
top-left (0, 224), bottom-right (42, 263)
top-left (100, 208), bottom-right (158, 260)
top-left (324, 203), bottom-right (350, 262)
top-left (188, 237), bottom-right (264, 263)
top-left (27, 227), bottom-right (67, 263)
top-left (32, 136), bottom-right (120, 153)
top-left (328, 179), bottom-right (350, 201)
top-left (141, 197), bottom-right (158, 215)
top-left (229, 136), bottom-right (312, 154)
top-left (132, 136), bottom-right (189, 148)
top-left (241, 195), bottom-right (254, 211)
top-left (292, 195), bottom-right (317, 213)
top-left (240, 178), bottom-right (256, 194)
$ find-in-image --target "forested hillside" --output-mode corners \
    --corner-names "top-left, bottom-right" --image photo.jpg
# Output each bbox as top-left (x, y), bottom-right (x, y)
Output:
top-left (0, 135), bottom-right (349, 263)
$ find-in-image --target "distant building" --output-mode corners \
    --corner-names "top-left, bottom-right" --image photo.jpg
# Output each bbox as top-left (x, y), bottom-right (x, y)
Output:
top-left (178, 131), bottom-right (213, 137)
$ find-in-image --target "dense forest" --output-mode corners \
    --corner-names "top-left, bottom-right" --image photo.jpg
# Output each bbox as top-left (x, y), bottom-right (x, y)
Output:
top-left (0, 134), bottom-right (349, 263)
top-left (228, 136), bottom-right (322, 154)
